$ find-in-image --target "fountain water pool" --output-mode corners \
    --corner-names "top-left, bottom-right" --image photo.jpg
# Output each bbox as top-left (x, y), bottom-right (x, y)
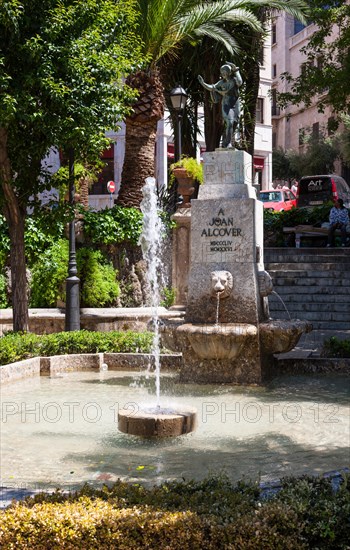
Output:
top-left (1, 369), bottom-right (349, 490)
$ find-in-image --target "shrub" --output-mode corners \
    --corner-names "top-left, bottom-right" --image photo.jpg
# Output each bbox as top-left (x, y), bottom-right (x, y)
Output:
top-left (24, 206), bottom-right (70, 267)
top-left (160, 286), bottom-right (176, 308)
top-left (0, 273), bottom-right (8, 308)
top-left (0, 330), bottom-right (155, 365)
top-left (0, 475), bottom-right (348, 548)
top-left (30, 241), bottom-right (120, 308)
top-left (321, 336), bottom-right (350, 358)
top-left (0, 332), bottom-right (42, 364)
top-left (264, 203), bottom-right (333, 246)
top-left (77, 248), bottom-right (119, 307)
top-left (30, 239), bottom-right (68, 307)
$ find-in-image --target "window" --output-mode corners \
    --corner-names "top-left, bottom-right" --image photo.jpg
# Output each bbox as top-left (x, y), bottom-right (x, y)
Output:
top-left (272, 132), bottom-right (277, 149)
top-left (271, 89), bottom-right (280, 116)
top-left (300, 61), bottom-right (312, 76)
top-left (258, 45), bottom-right (264, 65)
top-left (316, 55), bottom-right (324, 70)
top-left (294, 18), bottom-right (305, 35)
top-left (256, 98), bottom-right (264, 124)
top-left (272, 23), bottom-right (277, 45)
top-left (312, 122), bottom-right (319, 141)
top-left (328, 117), bottom-right (338, 135)
top-left (299, 128), bottom-right (305, 146)
top-left (90, 146), bottom-right (115, 195)
top-left (272, 64), bottom-right (277, 78)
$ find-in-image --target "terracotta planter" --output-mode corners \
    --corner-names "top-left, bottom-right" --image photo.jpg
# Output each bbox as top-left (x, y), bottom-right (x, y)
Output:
top-left (172, 167), bottom-right (195, 208)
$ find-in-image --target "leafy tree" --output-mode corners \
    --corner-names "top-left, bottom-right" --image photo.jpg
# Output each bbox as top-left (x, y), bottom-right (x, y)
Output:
top-left (277, 0), bottom-right (350, 115)
top-left (333, 114), bottom-right (350, 165)
top-left (0, 0), bottom-right (144, 331)
top-left (273, 128), bottom-right (339, 180)
top-left (272, 147), bottom-right (293, 181)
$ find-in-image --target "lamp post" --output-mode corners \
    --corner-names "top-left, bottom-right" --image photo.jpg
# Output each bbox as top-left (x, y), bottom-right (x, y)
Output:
top-left (170, 84), bottom-right (188, 163)
top-left (65, 147), bottom-right (80, 331)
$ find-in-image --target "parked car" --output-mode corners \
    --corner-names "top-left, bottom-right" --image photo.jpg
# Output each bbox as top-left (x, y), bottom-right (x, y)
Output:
top-left (259, 188), bottom-right (297, 211)
top-left (296, 174), bottom-right (350, 208)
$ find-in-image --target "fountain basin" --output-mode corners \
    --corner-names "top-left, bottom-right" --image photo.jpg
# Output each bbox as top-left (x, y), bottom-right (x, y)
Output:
top-left (176, 323), bottom-right (257, 360)
top-left (259, 319), bottom-right (312, 354)
top-left (118, 406), bottom-right (197, 437)
top-left (161, 318), bottom-right (312, 385)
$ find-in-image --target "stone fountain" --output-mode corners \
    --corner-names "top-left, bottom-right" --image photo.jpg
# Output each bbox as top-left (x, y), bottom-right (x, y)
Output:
top-left (162, 149), bottom-right (311, 384)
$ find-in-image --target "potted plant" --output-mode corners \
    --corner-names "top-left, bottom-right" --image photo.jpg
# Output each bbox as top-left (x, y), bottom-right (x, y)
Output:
top-left (170, 156), bottom-right (203, 207)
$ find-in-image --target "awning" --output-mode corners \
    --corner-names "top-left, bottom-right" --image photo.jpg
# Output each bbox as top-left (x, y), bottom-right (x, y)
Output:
top-left (167, 143), bottom-right (174, 159)
top-left (254, 157), bottom-right (265, 170)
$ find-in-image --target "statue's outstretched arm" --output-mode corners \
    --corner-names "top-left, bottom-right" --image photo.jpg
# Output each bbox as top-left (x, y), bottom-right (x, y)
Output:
top-left (198, 74), bottom-right (216, 92)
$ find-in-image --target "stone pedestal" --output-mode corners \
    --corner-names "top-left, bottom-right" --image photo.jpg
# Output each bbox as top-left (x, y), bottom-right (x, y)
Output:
top-left (186, 149), bottom-right (266, 325)
top-left (163, 149), bottom-right (310, 385)
top-left (171, 208), bottom-right (191, 306)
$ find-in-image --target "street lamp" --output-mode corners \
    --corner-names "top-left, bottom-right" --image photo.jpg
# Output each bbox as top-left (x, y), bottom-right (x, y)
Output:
top-left (170, 84), bottom-right (188, 162)
top-left (65, 147), bottom-right (80, 331)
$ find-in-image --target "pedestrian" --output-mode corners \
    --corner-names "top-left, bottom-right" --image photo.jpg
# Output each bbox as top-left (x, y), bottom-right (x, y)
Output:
top-left (291, 180), bottom-right (298, 195)
top-left (327, 199), bottom-right (349, 247)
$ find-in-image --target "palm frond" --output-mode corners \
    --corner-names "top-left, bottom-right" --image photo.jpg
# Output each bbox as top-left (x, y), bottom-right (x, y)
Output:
top-left (193, 24), bottom-right (241, 56)
top-left (136, 0), bottom-right (308, 63)
top-left (247, 0), bottom-right (310, 25)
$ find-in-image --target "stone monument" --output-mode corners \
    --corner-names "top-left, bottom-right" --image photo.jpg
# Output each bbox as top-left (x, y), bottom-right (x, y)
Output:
top-left (163, 149), bottom-right (311, 384)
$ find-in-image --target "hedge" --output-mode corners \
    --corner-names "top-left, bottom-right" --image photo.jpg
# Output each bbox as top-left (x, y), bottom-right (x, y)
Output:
top-left (0, 330), bottom-right (155, 366)
top-left (0, 474), bottom-right (349, 548)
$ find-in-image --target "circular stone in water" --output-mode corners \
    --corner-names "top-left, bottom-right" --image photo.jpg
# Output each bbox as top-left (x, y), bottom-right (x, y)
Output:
top-left (118, 406), bottom-right (197, 437)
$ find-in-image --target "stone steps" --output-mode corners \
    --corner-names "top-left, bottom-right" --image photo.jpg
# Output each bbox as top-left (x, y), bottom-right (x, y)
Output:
top-left (265, 248), bottom-right (350, 330)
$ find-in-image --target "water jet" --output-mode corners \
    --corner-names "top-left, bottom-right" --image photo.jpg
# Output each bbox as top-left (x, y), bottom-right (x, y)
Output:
top-left (118, 176), bottom-right (198, 437)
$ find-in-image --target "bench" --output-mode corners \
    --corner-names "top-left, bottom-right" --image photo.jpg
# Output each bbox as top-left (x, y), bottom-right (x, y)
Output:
top-left (283, 225), bottom-right (350, 248)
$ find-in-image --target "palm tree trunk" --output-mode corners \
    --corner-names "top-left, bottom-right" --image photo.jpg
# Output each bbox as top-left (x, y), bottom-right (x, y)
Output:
top-left (117, 118), bottom-right (158, 208)
top-left (0, 128), bottom-right (29, 332)
top-left (202, 60), bottom-right (223, 151)
top-left (116, 69), bottom-right (164, 209)
top-left (243, 59), bottom-right (260, 158)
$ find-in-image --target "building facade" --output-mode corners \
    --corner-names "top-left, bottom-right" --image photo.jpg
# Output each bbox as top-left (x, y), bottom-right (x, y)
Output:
top-left (271, 12), bottom-right (345, 178)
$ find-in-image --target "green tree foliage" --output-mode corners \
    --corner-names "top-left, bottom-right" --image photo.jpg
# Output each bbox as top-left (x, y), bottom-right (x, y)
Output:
top-left (272, 147), bottom-right (294, 181)
top-left (333, 114), bottom-right (350, 165)
top-left (0, 0), bottom-right (144, 330)
top-left (273, 127), bottom-right (339, 180)
top-left (277, 0), bottom-right (350, 115)
top-left (30, 240), bottom-right (120, 308)
top-left (82, 205), bottom-right (143, 246)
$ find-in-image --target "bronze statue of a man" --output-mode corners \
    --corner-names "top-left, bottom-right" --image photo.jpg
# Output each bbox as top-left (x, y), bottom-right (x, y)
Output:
top-left (198, 62), bottom-right (243, 148)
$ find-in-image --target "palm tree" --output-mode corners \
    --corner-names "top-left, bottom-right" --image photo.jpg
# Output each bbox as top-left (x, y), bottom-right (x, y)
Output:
top-left (165, 1), bottom-right (309, 155)
top-left (117, 0), bottom-right (309, 208)
top-left (116, 0), bottom-right (263, 208)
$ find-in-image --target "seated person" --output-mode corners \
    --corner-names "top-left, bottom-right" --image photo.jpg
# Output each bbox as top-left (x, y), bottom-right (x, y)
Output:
top-left (327, 199), bottom-right (349, 247)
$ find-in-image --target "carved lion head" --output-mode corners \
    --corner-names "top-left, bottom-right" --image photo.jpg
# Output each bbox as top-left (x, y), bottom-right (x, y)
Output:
top-left (210, 270), bottom-right (233, 299)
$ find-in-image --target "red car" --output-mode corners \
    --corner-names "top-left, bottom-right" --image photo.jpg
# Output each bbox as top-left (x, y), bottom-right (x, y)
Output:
top-left (259, 188), bottom-right (297, 212)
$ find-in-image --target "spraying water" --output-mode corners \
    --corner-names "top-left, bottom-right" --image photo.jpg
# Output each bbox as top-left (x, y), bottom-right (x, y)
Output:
top-left (215, 293), bottom-right (220, 326)
top-left (139, 177), bottom-right (166, 408)
top-left (271, 290), bottom-right (291, 320)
